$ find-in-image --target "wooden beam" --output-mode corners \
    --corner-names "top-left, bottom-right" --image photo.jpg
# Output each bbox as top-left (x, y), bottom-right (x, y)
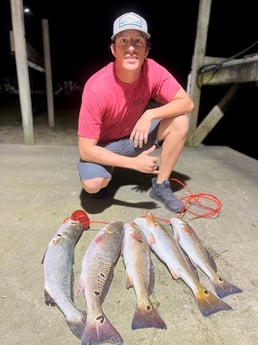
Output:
top-left (187, 0), bottom-right (213, 137)
top-left (42, 19), bottom-right (55, 128)
top-left (10, 0), bottom-right (34, 144)
top-left (27, 41), bottom-right (45, 72)
top-left (186, 84), bottom-right (240, 146)
top-left (10, 29), bottom-right (45, 72)
top-left (198, 55), bottom-right (258, 85)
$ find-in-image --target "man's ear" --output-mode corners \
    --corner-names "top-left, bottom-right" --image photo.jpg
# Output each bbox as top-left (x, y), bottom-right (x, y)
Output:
top-left (110, 43), bottom-right (116, 57)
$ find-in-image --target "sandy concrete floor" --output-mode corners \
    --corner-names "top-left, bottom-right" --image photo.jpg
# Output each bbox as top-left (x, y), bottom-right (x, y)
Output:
top-left (0, 140), bottom-right (258, 345)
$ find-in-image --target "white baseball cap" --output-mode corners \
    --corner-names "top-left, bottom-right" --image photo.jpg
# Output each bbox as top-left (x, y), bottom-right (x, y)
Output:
top-left (111, 12), bottom-right (151, 40)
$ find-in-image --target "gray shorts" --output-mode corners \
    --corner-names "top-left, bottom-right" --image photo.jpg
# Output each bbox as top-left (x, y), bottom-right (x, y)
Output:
top-left (77, 119), bottom-right (161, 181)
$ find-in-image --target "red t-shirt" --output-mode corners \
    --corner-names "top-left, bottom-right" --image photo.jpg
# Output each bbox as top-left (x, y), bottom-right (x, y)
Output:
top-left (77, 58), bottom-right (181, 144)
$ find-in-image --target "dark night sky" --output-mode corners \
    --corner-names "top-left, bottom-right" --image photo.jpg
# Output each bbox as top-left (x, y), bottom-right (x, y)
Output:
top-left (1, 0), bottom-right (257, 86)
top-left (0, 0), bottom-right (257, 159)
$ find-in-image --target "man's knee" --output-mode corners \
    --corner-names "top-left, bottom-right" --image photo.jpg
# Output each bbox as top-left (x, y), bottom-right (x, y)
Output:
top-left (172, 114), bottom-right (189, 134)
top-left (158, 114), bottom-right (189, 141)
top-left (81, 177), bottom-right (111, 193)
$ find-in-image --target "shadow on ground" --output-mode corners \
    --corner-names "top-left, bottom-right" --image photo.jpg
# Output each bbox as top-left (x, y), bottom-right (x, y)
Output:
top-left (80, 168), bottom-right (190, 214)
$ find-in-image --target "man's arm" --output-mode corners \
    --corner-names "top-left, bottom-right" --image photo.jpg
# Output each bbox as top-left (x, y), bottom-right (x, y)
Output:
top-left (145, 87), bottom-right (194, 121)
top-left (129, 87), bottom-right (194, 148)
top-left (78, 137), bottom-right (159, 175)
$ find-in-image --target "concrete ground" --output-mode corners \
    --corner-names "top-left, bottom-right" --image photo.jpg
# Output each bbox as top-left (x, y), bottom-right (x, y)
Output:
top-left (1, 138), bottom-right (258, 345)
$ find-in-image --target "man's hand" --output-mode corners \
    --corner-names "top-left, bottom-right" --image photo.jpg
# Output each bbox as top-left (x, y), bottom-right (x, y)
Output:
top-left (130, 114), bottom-right (152, 148)
top-left (133, 145), bottom-right (159, 174)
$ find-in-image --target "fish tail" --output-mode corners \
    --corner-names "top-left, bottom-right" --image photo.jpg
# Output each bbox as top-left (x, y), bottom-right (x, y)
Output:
top-left (131, 303), bottom-right (167, 330)
top-left (66, 310), bottom-right (87, 340)
top-left (81, 314), bottom-right (123, 345)
top-left (194, 284), bottom-right (232, 317)
top-left (211, 277), bottom-right (243, 298)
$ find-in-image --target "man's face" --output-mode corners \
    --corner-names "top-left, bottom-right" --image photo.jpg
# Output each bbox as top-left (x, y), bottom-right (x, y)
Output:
top-left (111, 30), bottom-right (149, 72)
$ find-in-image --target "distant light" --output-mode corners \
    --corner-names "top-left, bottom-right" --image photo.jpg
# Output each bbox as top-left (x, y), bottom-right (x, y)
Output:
top-left (24, 7), bottom-right (32, 15)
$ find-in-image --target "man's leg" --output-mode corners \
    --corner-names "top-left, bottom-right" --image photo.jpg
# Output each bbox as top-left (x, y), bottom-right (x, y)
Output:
top-left (149, 114), bottom-right (189, 212)
top-left (77, 161), bottom-right (113, 194)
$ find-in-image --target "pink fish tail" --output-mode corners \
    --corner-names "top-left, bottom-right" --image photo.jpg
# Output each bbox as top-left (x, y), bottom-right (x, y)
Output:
top-left (195, 285), bottom-right (232, 317)
top-left (211, 277), bottom-right (243, 298)
top-left (66, 310), bottom-right (87, 339)
top-left (81, 315), bottom-right (123, 345)
top-left (131, 304), bottom-right (167, 330)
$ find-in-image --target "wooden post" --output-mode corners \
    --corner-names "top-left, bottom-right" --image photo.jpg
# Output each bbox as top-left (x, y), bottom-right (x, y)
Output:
top-left (186, 0), bottom-right (212, 144)
top-left (10, 0), bottom-right (34, 144)
top-left (42, 19), bottom-right (55, 128)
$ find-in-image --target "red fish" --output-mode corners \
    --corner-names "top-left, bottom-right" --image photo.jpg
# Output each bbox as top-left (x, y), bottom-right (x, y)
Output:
top-left (170, 217), bottom-right (243, 298)
top-left (76, 221), bottom-right (124, 345)
top-left (122, 222), bottom-right (167, 330)
top-left (134, 211), bottom-right (233, 317)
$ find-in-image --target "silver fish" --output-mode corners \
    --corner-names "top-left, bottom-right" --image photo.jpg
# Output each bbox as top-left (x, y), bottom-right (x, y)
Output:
top-left (122, 222), bottom-right (167, 330)
top-left (170, 217), bottom-right (243, 298)
top-left (134, 211), bottom-right (232, 317)
top-left (42, 218), bottom-right (87, 339)
top-left (76, 221), bottom-right (124, 345)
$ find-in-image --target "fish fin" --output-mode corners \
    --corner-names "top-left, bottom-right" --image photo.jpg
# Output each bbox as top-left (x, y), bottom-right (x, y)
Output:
top-left (168, 254), bottom-right (199, 281)
top-left (182, 253), bottom-right (199, 280)
top-left (131, 229), bottom-right (143, 242)
top-left (173, 232), bottom-right (180, 242)
top-left (75, 277), bottom-right (84, 296)
top-left (194, 284), bottom-right (232, 317)
top-left (81, 313), bottom-right (123, 345)
top-left (125, 271), bottom-right (133, 289)
top-left (168, 266), bottom-right (180, 280)
top-left (44, 289), bottom-right (56, 307)
top-left (94, 230), bottom-right (106, 244)
top-left (205, 249), bottom-right (217, 271)
top-left (189, 257), bottom-right (198, 269)
top-left (149, 233), bottom-right (156, 246)
top-left (210, 276), bottom-right (243, 298)
top-left (41, 250), bottom-right (46, 264)
top-left (131, 303), bottom-right (167, 330)
top-left (66, 310), bottom-right (87, 340)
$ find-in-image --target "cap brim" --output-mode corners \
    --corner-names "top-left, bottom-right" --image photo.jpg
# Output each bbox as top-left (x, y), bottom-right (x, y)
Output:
top-left (111, 28), bottom-right (151, 40)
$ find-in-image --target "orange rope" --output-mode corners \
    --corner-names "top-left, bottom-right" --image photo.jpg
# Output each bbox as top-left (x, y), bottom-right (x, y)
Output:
top-left (170, 177), bottom-right (223, 219)
top-left (142, 178), bottom-right (222, 224)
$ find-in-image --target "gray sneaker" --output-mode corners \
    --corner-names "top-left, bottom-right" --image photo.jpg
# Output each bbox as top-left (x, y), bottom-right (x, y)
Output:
top-left (149, 177), bottom-right (185, 213)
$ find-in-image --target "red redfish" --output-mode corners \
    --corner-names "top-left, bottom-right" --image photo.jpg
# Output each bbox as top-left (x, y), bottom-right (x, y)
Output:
top-left (122, 222), bottom-right (167, 330)
top-left (76, 221), bottom-right (124, 345)
top-left (133, 211), bottom-right (233, 317)
top-left (170, 217), bottom-right (243, 298)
